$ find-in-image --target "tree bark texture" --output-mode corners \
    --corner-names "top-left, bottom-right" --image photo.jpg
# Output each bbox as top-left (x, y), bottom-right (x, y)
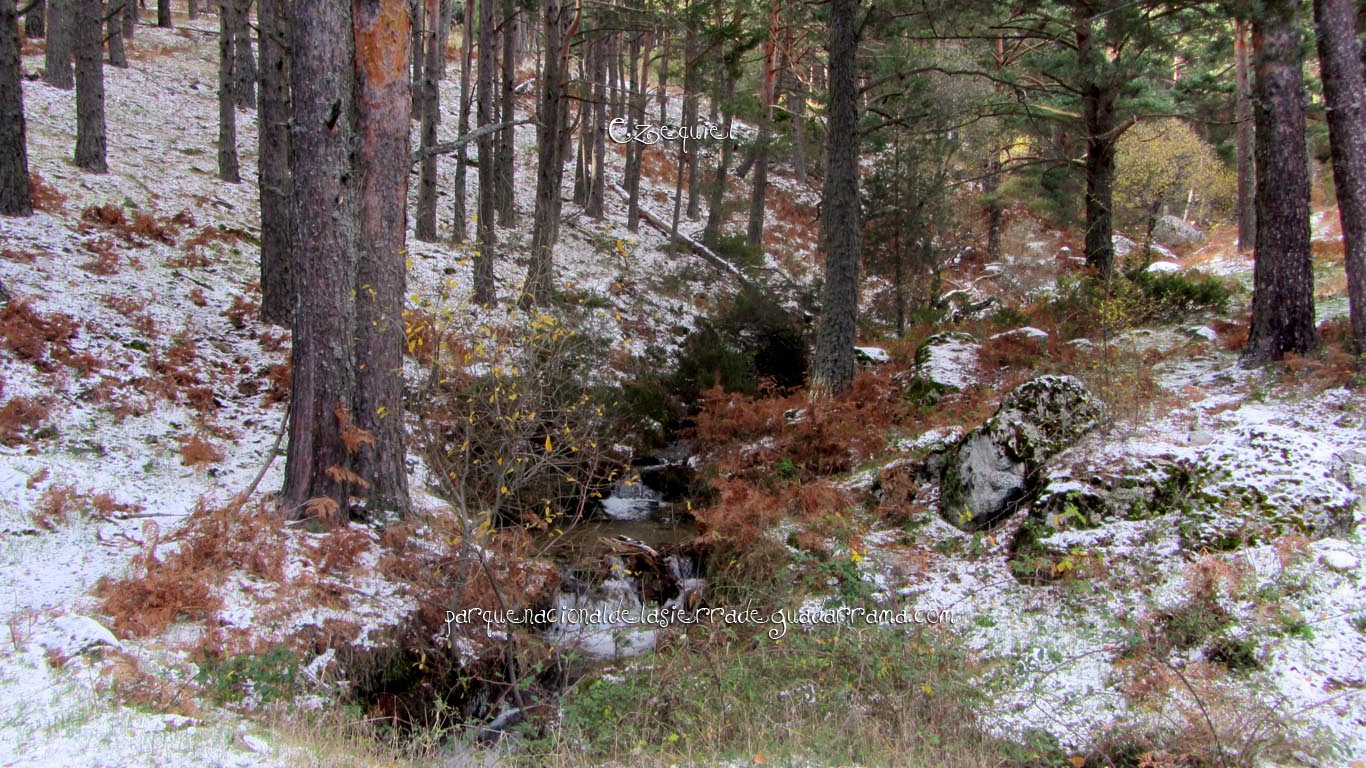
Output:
top-left (1243, 0), bottom-right (1317, 364)
top-left (1313, 0), bottom-right (1366, 349)
top-left (451, 0), bottom-right (471, 242)
top-left (414, 0), bottom-right (441, 241)
top-left (73, 0), bottom-right (106, 172)
top-left (1, 0), bottom-right (33, 216)
top-left (217, 0), bottom-right (240, 182)
top-left (351, 0), bottom-right (413, 518)
top-left (24, 0), bottom-right (44, 38)
top-left (473, 0), bottom-right (496, 304)
top-left (810, 0), bottom-right (860, 397)
top-left (257, 0), bottom-right (293, 325)
top-left (105, 0), bottom-right (126, 67)
top-left (43, 0), bottom-right (72, 89)
top-left (1235, 19), bottom-right (1256, 252)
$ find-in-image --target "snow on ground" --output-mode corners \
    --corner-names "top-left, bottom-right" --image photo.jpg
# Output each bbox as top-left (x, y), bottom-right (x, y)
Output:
top-left (1, 13), bottom-right (826, 766)
top-left (859, 332), bottom-right (1366, 760)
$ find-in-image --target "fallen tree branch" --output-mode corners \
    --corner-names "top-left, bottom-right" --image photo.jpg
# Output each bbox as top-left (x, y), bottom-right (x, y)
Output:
top-left (411, 119), bottom-right (534, 164)
top-left (609, 182), bottom-right (752, 289)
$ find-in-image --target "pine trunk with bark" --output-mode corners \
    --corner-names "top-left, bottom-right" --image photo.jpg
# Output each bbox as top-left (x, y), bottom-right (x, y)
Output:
top-left (1313, 0), bottom-right (1366, 350)
top-left (571, 50), bottom-right (588, 206)
top-left (284, 0), bottom-right (359, 517)
top-left (187, 0), bottom-right (196, 18)
top-left (787, 58), bottom-right (806, 182)
top-left (409, 0), bottom-right (422, 118)
top-left (1077, 11), bottom-right (1117, 280)
top-left (451, 0), bottom-right (472, 242)
top-left (257, 0), bottom-right (292, 325)
top-left (624, 32), bottom-right (647, 232)
top-left (414, 0), bottom-right (441, 241)
top-left (73, 0), bottom-right (106, 172)
top-left (43, 0), bottom-right (72, 89)
top-left (684, 23), bottom-right (700, 219)
top-left (105, 1), bottom-right (126, 67)
top-left (473, 0), bottom-right (497, 304)
top-left (1235, 19), bottom-right (1256, 252)
top-left (523, 0), bottom-right (567, 306)
top-left (747, 2), bottom-right (779, 247)
top-left (217, 0), bottom-right (239, 182)
top-left (156, 0), bottom-right (169, 26)
top-left (656, 29), bottom-right (668, 124)
top-left (809, 0), bottom-right (860, 397)
top-left (121, 0), bottom-right (133, 39)
top-left (702, 60), bottom-right (735, 243)
top-left (233, 0), bottom-right (256, 108)
top-left (585, 28), bottom-right (606, 219)
top-left (351, 0), bottom-right (412, 519)
top-left (434, 0), bottom-right (450, 80)
top-left (24, 0), bottom-right (43, 38)
top-left (1243, 0), bottom-right (1316, 364)
top-left (494, 0), bottom-right (516, 226)
top-left (1, 0), bottom-right (32, 216)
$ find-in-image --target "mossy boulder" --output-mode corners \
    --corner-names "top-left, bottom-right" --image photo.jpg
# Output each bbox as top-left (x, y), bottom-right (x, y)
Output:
top-left (939, 375), bottom-right (1105, 531)
top-left (905, 332), bottom-right (979, 405)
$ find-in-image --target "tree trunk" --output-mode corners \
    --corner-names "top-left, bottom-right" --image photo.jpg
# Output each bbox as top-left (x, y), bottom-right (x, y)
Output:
top-left (232, 0), bottom-right (256, 108)
top-left (121, 0), bottom-right (133, 38)
top-left (571, 48), bottom-right (588, 206)
top-left (473, 0), bottom-right (496, 304)
top-left (656, 28), bottom-right (668, 124)
top-left (523, 0), bottom-right (567, 306)
top-left (217, 0), bottom-right (239, 182)
top-left (1, 0), bottom-right (32, 216)
top-left (434, 0), bottom-right (450, 80)
top-left (409, 0), bottom-right (422, 119)
top-left (187, 0), bottom-right (196, 18)
top-left (787, 56), bottom-right (806, 182)
top-left (415, 0), bottom-right (441, 241)
top-left (257, 0), bottom-right (292, 325)
top-left (684, 23), bottom-right (699, 219)
top-left (586, 28), bottom-right (606, 219)
top-left (702, 60), bottom-right (735, 243)
top-left (1077, 10), bottom-right (1116, 280)
top-left (809, 0), bottom-right (860, 397)
top-left (451, 0), bottom-right (472, 242)
top-left (352, 0), bottom-right (412, 519)
top-left (984, 166), bottom-right (1003, 263)
top-left (1314, 0), bottom-right (1366, 349)
top-left (494, 0), bottom-right (516, 226)
top-left (747, 1), bottom-right (779, 247)
top-left (73, 0), bottom-right (106, 172)
top-left (283, 0), bottom-right (359, 516)
top-left (43, 0), bottom-right (73, 89)
top-left (1235, 19), bottom-right (1256, 252)
top-left (24, 0), bottom-right (43, 38)
top-left (106, 1), bottom-right (127, 68)
top-left (156, 0), bottom-right (169, 27)
top-left (1243, 0), bottom-right (1316, 364)
top-left (624, 32), bottom-right (648, 232)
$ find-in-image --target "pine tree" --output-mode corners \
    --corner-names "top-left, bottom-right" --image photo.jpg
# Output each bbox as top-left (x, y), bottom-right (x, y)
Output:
top-left (73, 0), bottom-right (106, 173)
top-left (1313, 0), bottom-right (1366, 349)
top-left (1, 0), bottom-right (33, 216)
top-left (43, 0), bottom-right (73, 89)
top-left (257, 0), bottom-right (294, 325)
top-left (810, 0), bottom-right (861, 397)
top-left (1243, 0), bottom-right (1316, 364)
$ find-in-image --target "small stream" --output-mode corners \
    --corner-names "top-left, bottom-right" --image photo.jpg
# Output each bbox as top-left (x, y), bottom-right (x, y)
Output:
top-left (539, 455), bottom-right (706, 662)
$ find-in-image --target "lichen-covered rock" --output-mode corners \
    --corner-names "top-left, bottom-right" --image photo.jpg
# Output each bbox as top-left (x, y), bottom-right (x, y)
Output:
top-left (905, 332), bottom-right (979, 405)
top-left (939, 375), bottom-right (1105, 530)
top-left (1153, 215), bottom-right (1205, 247)
top-left (1015, 420), bottom-right (1359, 561)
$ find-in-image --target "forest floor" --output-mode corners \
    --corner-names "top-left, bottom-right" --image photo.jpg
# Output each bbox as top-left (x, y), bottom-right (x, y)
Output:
top-left (1, 17), bottom-right (1364, 768)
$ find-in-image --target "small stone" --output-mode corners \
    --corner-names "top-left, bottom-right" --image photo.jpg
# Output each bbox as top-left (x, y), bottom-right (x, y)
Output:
top-left (1320, 550), bottom-right (1359, 573)
top-left (1188, 430), bottom-right (1215, 446)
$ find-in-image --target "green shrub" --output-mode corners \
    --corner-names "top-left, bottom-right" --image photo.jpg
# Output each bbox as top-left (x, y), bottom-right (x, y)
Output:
top-left (670, 287), bottom-right (808, 402)
top-left (1129, 269), bottom-right (1232, 320)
